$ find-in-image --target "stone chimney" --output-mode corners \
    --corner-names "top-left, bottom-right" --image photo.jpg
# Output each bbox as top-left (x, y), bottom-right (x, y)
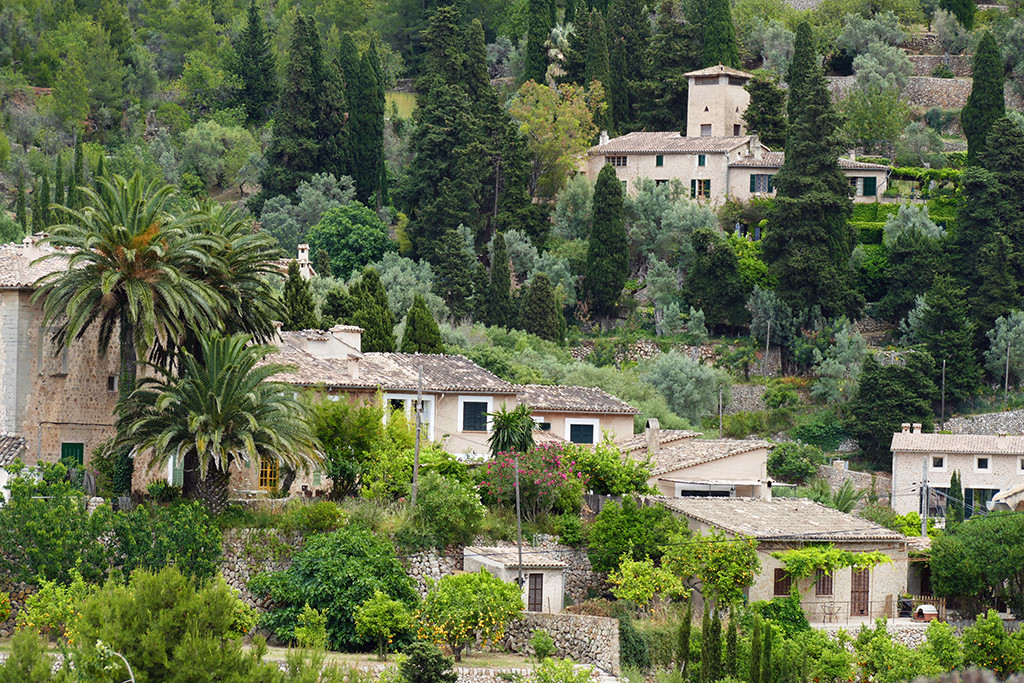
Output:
top-left (849, 150), bottom-right (856, 161)
top-left (912, 423), bottom-right (923, 434)
top-left (901, 423), bottom-right (912, 433)
top-left (645, 418), bottom-right (661, 455)
top-left (297, 244), bottom-right (314, 280)
top-left (599, 130), bottom-right (610, 146)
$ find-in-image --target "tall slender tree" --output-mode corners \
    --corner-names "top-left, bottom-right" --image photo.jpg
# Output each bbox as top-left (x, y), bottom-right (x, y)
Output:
top-left (518, 273), bottom-right (562, 342)
top-left (282, 260), bottom-right (318, 331)
top-left (636, 0), bottom-right (699, 132)
top-left (584, 164), bottom-right (628, 317)
top-left (432, 229), bottom-right (475, 320)
top-left (351, 46), bottom-right (384, 204)
top-left (487, 233), bottom-right (515, 328)
top-left (947, 469), bottom-right (964, 525)
top-left (350, 267), bottom-right (396, 352)
top-left (584, 10), bottom-right (612, 134)
top-left (15, 173), bottom-right (27, 232)
top-left (401, 294), bottom-right (445, 353)
top-left (39, 175), bottom-right (51, 229)
top-left (678, 601), bottom-right (693, 675)
top-left (962, 32), bottom-right (1004, 166)
top-left (54, 156), bottom-right (65, 208)
top-left (702, 0), bottom-right (740, 68)
top-left (940, 0), bottom-right (975, 31)
top-left (526, 0), bottom-right (550, 83)
top-left (763, 22), bottom-right (857, 319)
top-left (232, 0), bottom-right (278, 125)
top-left (744, 72), bottom-right (787, 148)
top-left (918, 275), bottom-right (982, 401)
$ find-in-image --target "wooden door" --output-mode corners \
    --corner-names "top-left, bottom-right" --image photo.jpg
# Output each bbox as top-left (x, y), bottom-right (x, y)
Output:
top-left (528, 574), bottom-right (543, 612)
top-left (851, 568), bottom-right (870, 616)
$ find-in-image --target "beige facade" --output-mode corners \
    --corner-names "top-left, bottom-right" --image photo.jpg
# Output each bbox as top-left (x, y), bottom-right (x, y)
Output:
top-left (651, 446), bottom-right (771, 498)
top-left (684, 64), bottom-right (752, 139)
top-left (890, 425), bottom-right (1024, 517)
top-left (465, 546), bottom-right (567, 614)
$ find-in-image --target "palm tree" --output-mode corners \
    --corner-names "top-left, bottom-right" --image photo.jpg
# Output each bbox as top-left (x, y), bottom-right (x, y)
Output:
top-left (487, 403), bottom-right (536, 456)
top-left (33, 173), bottom-right (225, 404)
top-left (119, 331), bottom-right (321, 513)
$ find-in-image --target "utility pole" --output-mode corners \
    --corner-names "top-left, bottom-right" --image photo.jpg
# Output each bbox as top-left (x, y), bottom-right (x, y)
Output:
top-left (515, 450), bottom-right (524, 589)
top-left (1005, 341), bottom-right (1011, 409)
top-left (718, 386), bottom-right (724, 438)
top-left (411, 365), bottom-right (423, 506)
top-left (940, 359), bottom-right (946, 430)
top-left (763, 320), bottom-right (771, 377)
top-left (921, 454), bottom-right (928, 537)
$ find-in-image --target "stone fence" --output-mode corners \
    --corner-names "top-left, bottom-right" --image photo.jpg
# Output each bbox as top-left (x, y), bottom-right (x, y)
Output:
top-left (908, 55), bottom-right (973, 77)
top-left (945, 409), bottom-right (1024, 435)
top-left (503, 612), bottom-right (620, 675)
top-left (0, 582), bottom-right (36, 638)
top-left (816, 462), bottom-right (893, 501)
top-left (221, 528), bottom-right (304, 608)
top-left (827, 76), bottom-right (1024, 111)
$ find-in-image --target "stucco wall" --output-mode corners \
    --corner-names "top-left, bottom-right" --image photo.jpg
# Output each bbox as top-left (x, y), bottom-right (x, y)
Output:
top-left (650, 448), bottom-right (769, 498)
top-left (533, 411), bottom-right (634, 445)
top-left (686, 76), bottom-right (751, 139)
top-left (585, 149), bottom-right (734, 203)
top-left (892, 449), bottom-right (1024, 515)
top-left (464, 554), bottom-right (566, 614)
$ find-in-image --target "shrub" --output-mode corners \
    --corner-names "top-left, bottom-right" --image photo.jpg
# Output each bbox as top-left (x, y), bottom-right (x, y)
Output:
top-left (643, 352), bottom-right (732, 424)
top-left (399, 642), bottom-right (457, 683)
top-left (767, 443), bottom-right (825, 484)
top-left (749, 591), bottom-right (810, 637)
top-left (530, 629), bottom-right (557, 660)
top-left (355, 590), bottom-right (413, 660)
top-left (762, 381), bottom-right (800, 409)
top-left (619, 615), bottom-right (652, 670)
top-left (477, 444), bottom-right (586, 521)
top-left (587, 497), bottom-right (686, 573)
top-left (18, 569), bottom-right (95, 638)
top-left (532, 658), bottom-right (593, 683)
top-left (294, 604), bottom-right (329, 650)
top-left (108, 501), bottom-right (222, 583)
top-left (555, 513), bottom-right (584, 546)
top-left (565, 441), bottom-right (653, 495)
top-left (145, 480), bottom-right (181, 503)
top-left (962, 609), bottom-right (1023, 677)
top-left (0, 628), bottom-right (76, 681)
top-left (250, 526), bottom-right (418, 649)
top-left (416, 570), bottom-right (523, 661)
top-left (402, 472), bottom-right (485, 549)
top-left (789, 411), bottom-right (847, 451)
top-left (0, 592), bottom-right (9, 623)
top-left (280, 500), bottom-right (349, 535)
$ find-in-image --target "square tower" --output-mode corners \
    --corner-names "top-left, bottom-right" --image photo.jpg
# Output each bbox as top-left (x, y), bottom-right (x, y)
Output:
top-left (684, 64), bottom-right (753, 138)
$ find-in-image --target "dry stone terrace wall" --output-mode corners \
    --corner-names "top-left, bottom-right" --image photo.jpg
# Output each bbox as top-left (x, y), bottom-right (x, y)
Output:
top-left (945, 409), bottom-right (1024, 435)
top-left (0, 582), bottom-right (36, 638)
top-left (220, 528), bottom-right (304, 608)
top-left (503, 612), bottom-right (620, 675)
top-left (909, 55), bottom-right (973, 77)
top-left (827, 76), bottom-right (1024, 111)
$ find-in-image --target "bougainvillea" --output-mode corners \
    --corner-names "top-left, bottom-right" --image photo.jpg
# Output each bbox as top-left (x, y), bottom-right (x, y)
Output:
top-left (476, 444), bottom-right (586, 521)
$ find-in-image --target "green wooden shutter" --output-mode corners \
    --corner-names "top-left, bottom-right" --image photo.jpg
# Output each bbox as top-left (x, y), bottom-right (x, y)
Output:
top-left (698, 154), bottom-right (706, 166)
top-left (656, 155), bottom-right (664, 167)
top-left (61, 442), bottom-right (84, 467)
top-left (863, 176), bottom-right (877, 196)
top-left (171, 456), bottom-right (184, 487)
top-left (768, 175), bottom-right (774, 192)
top-left (691, 179), bottom-right (696, 198)
top-left (313, 471), bottom-right (322, 487)
top-left (750, 174), bottom-right (756, 192)
top-left (704, 179), bottom-right (710, 196)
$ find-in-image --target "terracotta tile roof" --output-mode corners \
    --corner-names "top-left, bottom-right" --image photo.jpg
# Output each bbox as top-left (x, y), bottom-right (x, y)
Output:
top-left (619, 429), bottom-right (702, 456)
top-left (0, 435), bottom-right (26, 468)
top-left (590, 132), bottom-right (752, 155)
top-left (838, 157), bottom-right (889, 170)
top-left (465, 546), bottom-right (567, 569)
top-left (645, 439), bottom-right (773, 476)
top-left (533, 430), bottom-right (566, 445)
top-left (729, 152), bottom-right (786, 168)
top-left (683, 65), bottom-right (754, 79)
top-left (265, 339), bottom-right (355, 387)
top-left (891, 432), bottom-right (1024, 455)
top-left (650, 496), bottom-right (906, 542)
top-left (0, 241), bottom-right (68, 289)
top-left (516, 384), bottom-right (639, 414)
top-left (359, 353), bottom-right (515, 394)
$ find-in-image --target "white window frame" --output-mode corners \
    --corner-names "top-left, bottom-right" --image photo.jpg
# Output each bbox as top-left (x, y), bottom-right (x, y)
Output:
top-left (975, 455), bottom-right (991, 473)
top-left (384, 393), bottom-right (435, 441)
top-left (930, 455), bottom-right (946, 472)
top-left (565, 417), bottom-right (600, 445)
top-left (458, 396), bottom-right (493, 433)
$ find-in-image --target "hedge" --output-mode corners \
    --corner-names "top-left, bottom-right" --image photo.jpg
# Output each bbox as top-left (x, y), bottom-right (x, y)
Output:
top-left (852, 222), bottom-right (884, 244)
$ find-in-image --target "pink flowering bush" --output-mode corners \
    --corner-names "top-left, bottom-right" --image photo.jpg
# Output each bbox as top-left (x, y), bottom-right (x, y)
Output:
top-left (476, 444), bottom-right (586, 521)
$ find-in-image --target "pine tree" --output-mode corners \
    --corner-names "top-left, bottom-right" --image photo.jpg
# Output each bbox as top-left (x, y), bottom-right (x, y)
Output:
top-left (743, 72), bottom-right (787, 148)
top-left (350, 267), bottom-right (396, 352)
top-left (53, 156), bottom-right (65, 208)
top-left (749, 617), bottom-right (762, 683)
top-left (257, 14), bottom-right (321, 207)
top-left (971, 232), bottom-right (1020, 349)
top-left (956, 168), bottom-right (1001, 280)
top-left (940, 0), bottom-right (975, 31)
top-left (432, 229), bottom-right (475, 320)
top-left (636, 0), bottom-right (699, 132)
top-left (919, 275), bottom-right (982, 402)
top-left (702, 0), bottom-right (740, 68)
top-left (962, 32), bottom-right (1003, 166)
top-left (282, 261), bottom-right (318, 331)
top-left (725, 610), bottom-right (738, 678)
top-left (487, 233), bottom-right (515, 328)
top-left (314, 249), bottom-right (332, 278)
top-left (323, 286), bottom-right (356, 325)
top-left (763, 22), bottom-right (857, 319)
top-left (518, 273), bottom-right (562, 342)
top-left (232, 0), bottom-right (278, 125)
top-left (15, 173), bottom-right (27, 232)
top-left (947, 469), bottom-right (964, 526)
top-left (678, 601), bottom-right (692, 675)
top-left (584, 164), bottom-right (628, 318)
top-left (401, 294), bottom-right (445, 353)
top-left (526, 0), bottom-right (550, 83)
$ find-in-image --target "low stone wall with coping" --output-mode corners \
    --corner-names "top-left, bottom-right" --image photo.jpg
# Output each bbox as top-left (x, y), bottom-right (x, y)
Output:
top-left (503, 611), bottom-right (620, 675)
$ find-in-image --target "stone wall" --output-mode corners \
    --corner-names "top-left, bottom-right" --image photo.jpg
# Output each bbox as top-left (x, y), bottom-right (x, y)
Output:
top-left (503, 612), bottom-right (620, 675)
top-left (901, 33), bottom-right (941, 53)
top-left (827, 76), bottom-right (1024, 111)
top-left (569, 340), bottom-right (781, 378)
top-left (908, 55), bottom-right (973, 77)
top-left (403, 548), bottom-right (464, 597)
top-left (945, 409), bottom-right (1024, 435)
top-left (220, 528), bottom-right (304, 608)
top-left (816, 462), bottom-right (893, 501)
top-left (726, 384), bottom-right (767, 415)
top-left (0, 582), bottom-right (36, 638)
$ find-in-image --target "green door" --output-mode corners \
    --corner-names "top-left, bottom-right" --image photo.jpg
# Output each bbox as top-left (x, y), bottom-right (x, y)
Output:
top-left (61, 442), bottom-right (84, 468)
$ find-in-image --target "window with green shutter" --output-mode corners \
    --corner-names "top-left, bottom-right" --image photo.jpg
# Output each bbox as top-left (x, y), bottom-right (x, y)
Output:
top-left (750, 174), bottom-right (756, 193)
top-left (61, 442), bottom-right (84, 468)
top-left (313, 470), bottom-right (322, 487)
top-left (691, 179), bottom-right (696, 198)
top-left (171, 455), bottom-right (184, 487)
top-left (863, 176), bottom-right (877, 196)
top-left (698, 154), bottom-right (706, 167)
top-left (656, 155), bottom-right (664, 167)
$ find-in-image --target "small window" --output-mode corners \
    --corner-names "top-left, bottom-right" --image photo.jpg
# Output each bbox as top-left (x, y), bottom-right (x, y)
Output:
top-left (655, 179), bottom-right (669, 186)
top-left (538, 422), bottom-right (552, 431)
top-left (656, 155), bottom-right (664, 167)
top-left (733, 124), bottom-right (741, 135)
top-left (312, 470), bottom-right (322, 487)
top-left (569, 424), bottom-right (596, 444)
top-left (698, 154), bottom-right (706, 167)
top-left (691, 179), bottom-right (711, 199)
top-left (259, 458), bottom-right (279, 491)
top-left (1019, 457), bottom-right (1024, 471)
top-left (773, 569), bottom-right (792, 596)
top-left (863, 176), bottom-right (877, 196)
top-left (750, 174), bottom-right (773, 193)
top-left (815, 569), bottom-right (833, 596)
top-left (462, 401), bottom-right (489, 432)
top-left (932, 456), bottom-right (945, 470)
top-left (107, 375), bottom-right (118, 392)
top-left (170, 455), bottom-right (184, 487)
top-left (700, 124), bottom-right (712, 137)
top-left (977, 456), bottom-right (990, 472)
top-left (605, 156), bottom-right (627, 167)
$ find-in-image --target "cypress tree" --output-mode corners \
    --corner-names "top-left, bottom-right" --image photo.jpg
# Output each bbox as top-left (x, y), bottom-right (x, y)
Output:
top-left (971, 232), bottom-right (1019, 348)
top-left (318, 56), bottom-right (351, 184)
top-left (401, 294), bottom-right (445, 353)
top-left (962, 32), bottom-right (1003, 166)
top-left (940, 0), bottom-right (975, 31)
top-left (314, 248), bottom-right (332, 278)
top-left (432, 229), bottom-right (475, 320)
top-left (39, 175), bottom-right (51, 228)
top-left (956, 168), bottom-right (1001, 280)
top-left (526, 0), bottom-right (550, 83)
top-left (947, 469), bottom-right (964, 526)
top-left (725, 610), bottom-right (738, 678)
top-left (257, 14), bottom-right (320, 207)
top-left (700, 602), bottom-right (712, 683)
top-left (761, 623), bottom-right (773, 683)
top-left (350, 46), bottom-right (383, 204)
top-left (323, 286), bottom-right (356, 325)
top-left (584, 10), bottom-right (612, 131)
top-left (750, 617), bottom-right (762, 683)
top-left (584, 164), bottom-right (628, 318)
top-left (683, 228), bottom-right (749, 332)
top-left (565, 0), bottom-right (577, 25)
top-left (702, 0), bottom-right (740, 68)
top-left (368, 38), bottom-right (388, 208)
top-left (678, 601), bottom-right (692, 675)
top-left (709, 606), bottom-right (722, 683)
top-left (763, 22), bottom-right (857, 319)
top-left (232, 0), bottom-right (278, 125)
top-left (31, 181), bottom-right (42, 234)
top-left (743, 72), bottom-right (787, 149)
top-left (471, 262), bottom-right (490, 322)
top-left (15, 173), bottom-right (27, 232)
top-left (636, 0), bottom-right (699, 132)
top-left (518, 273), bottom-right (562, 342)
top-left (53, 156), bottom-right (64, 208)
top-left (609, 40), bottom-right (629, 129)
top-left (487, 233), bottom-right (515, 328)
top-left (282, 261), bottom-right (318, 331)
top-left (350, 267), bottom-right (396, 352)
top-left (918, 275), bottom-right (981, 402)
top-left (93, 153), bottom-right (103, 188)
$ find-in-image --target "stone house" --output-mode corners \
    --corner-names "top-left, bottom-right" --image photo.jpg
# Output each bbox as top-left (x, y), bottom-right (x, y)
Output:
top-left (464, 546), bottom-right (567, 613)
top-left (653, 496), bottom-right (909, 621)
top-left (0, 435), bottom-right (26, 502)
top-left (580, 64), bottom-right (889, 204)
top-left (890, 423), bottom-right (1024, 518)
top-left (621, 421), bottom-right (774, 498)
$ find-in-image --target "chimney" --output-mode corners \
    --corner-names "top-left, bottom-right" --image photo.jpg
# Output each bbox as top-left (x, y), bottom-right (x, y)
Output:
top-left (849, 150), bottom-right (856, 161)
top-left (901, 423), bottom-right (911, 434)
top-left (912, 423), bottom-right (922, 434)
top-left (645, 418), bottom-right (661, 455)
top-left (599, 130), bottom-right (610, 146)
top-left (297, 244), bottom-right (313, 280)
top-left (348, 356), bottom-right (360, 380)
top-left (330, 324), bottom-right (363, 354)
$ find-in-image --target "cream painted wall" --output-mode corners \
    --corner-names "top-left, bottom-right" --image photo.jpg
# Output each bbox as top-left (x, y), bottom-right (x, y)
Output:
top-left (650, 448), bottom-right (769, 497)
top-left (532, 411), bottom-right (635, 445)
top-left (464, 556), bottom-right (566, 614)
top-left (584, 149), bottom-right (735, 202)
top-left (892, 449), bottom-right (1024, 515)
top-left (686, 76), bottom-right (751, 138)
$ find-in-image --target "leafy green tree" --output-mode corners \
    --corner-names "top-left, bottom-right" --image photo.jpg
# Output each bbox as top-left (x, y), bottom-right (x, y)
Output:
top-left (350, 267), bottom-right (396, 352)
top-left (312, 398), bottom-right (384, 499)
top-left (767, 443), bottom-right (825, 484)
top-left (518, 273), bottom-right (563, 342)
top-left (588, 497), bottom-right (687, 572)
top-left (401, 294), bottom-right (445, 353)
top-left (108, 502), bottom-right (222, 583)
top-left (846, 352), bottom-right (937, 465)
top-left (283, 260), bottom-right (318, 331)
top-left (940, 0), bottom-right (975, 30)
top-left (417, 570), bottom-right (523, 661)
top-left (307, 203), bottom-right (395, 279)
top-left (118, 331), bottom-right (321, 514)
top-left (487, 232), bottom-right (516, 328)
top-left (985, 311), bottom-right (1024, 386)
top-left (841, 85), bottom-right (911, 158)
top-left (743, 72), bottom-right (787, 148)
top-left (917, 275), bottom-right (982, 401)
top-left (231, 0), bottom-right (277, 124)
top-left (683, 228), bottom-right (749, 331)
top-left (702, 0), bottom-right (740, 68)
top-left (663, 530), bottom-right (760, 605)
top-left (584, 164), bottom-right (628, 317)
top-left (764, 22), bottom-right (857, 319)
top-left (259, 172), bottom-right (356, 255)
top-left (355, 590), bottom-right (413, 660)
top-left (962, 32), bottom-right (1003, 165)
top-left (642, 351), bottom-right (731, 424)
top-left (933, 516), bottom-right (1024, 616)
top-left (52, 55), bottom-right (89, 132)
